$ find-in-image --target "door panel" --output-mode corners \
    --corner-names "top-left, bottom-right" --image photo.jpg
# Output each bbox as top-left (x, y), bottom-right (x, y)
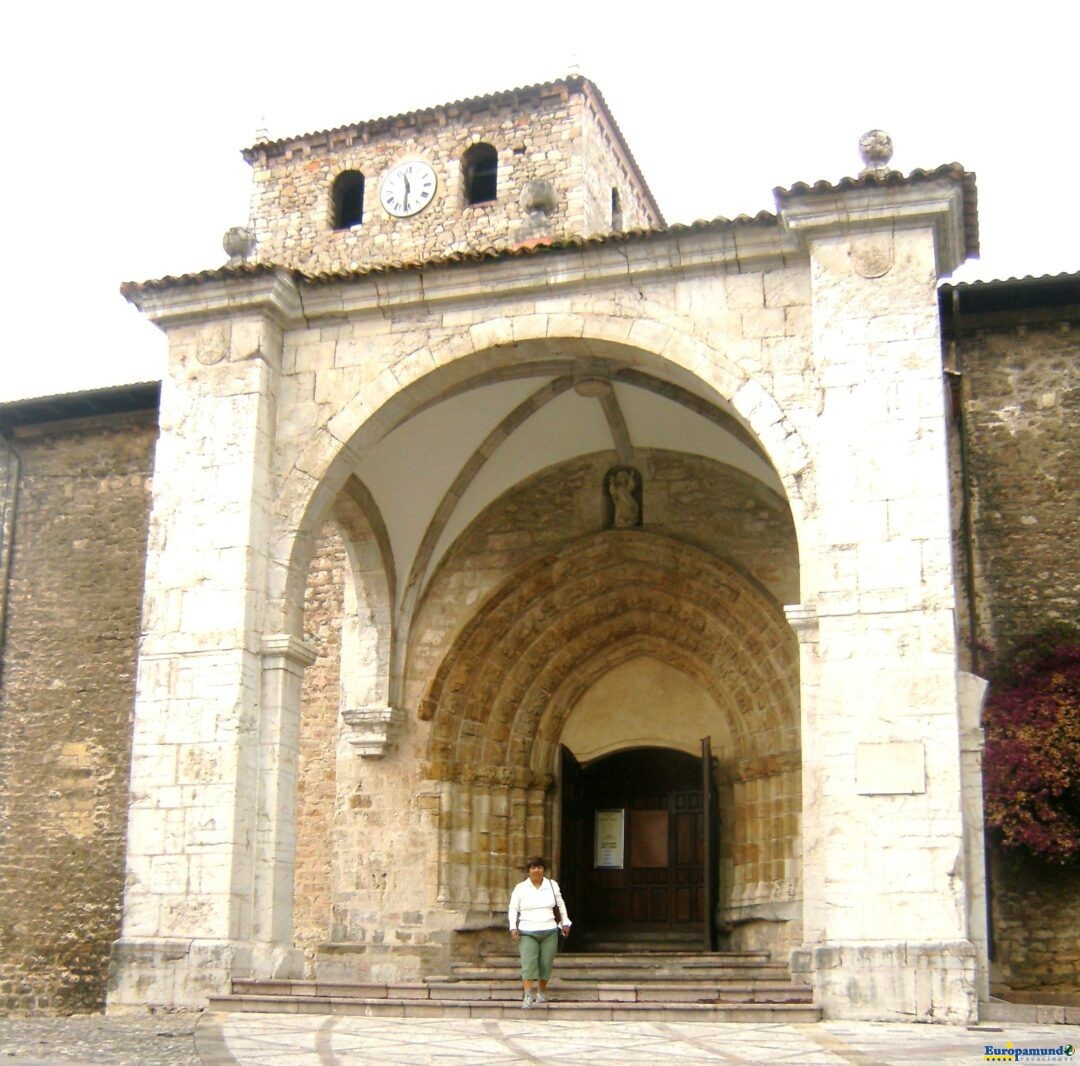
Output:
top-left (701, 736), bottom-right (717, 950)
top-left (559, 745), bottom-right (585, 931)
top-left (570, 747), bottom-right (710, 935)
top-left (630, 809), bottom-right (668, 868)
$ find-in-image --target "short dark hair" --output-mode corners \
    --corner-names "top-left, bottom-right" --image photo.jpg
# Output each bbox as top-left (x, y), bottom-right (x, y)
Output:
top-left (526, 855), bottom-right (546, 869)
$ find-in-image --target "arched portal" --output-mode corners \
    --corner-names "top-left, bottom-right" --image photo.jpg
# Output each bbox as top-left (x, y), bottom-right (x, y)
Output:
top-left (278, 336), bottom-right (803, 974)
top-left (420, 529), bottom-right (800, 953)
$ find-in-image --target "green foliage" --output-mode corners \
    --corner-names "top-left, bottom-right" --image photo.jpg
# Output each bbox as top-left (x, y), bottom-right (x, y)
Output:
top-left (982, 628), bottom-right (1080, 865)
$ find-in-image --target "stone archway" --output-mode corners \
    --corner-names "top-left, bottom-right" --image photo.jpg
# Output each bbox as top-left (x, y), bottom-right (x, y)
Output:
top-left (420, 530), bottom-right (800, 943)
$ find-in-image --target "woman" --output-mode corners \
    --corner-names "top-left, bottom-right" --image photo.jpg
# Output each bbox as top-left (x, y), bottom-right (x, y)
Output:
top-left (508, 856), bottom-right (572, 1008)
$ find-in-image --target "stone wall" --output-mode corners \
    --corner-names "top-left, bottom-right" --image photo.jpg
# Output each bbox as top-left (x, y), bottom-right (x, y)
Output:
top-left (988, 848), bottom-right (1080, 997)
top-left (0, 411), bottom-right (156, 1013)
top-left (945, 278), bottom-right (1080, 999)
top-left (293, 521), bottom-right (344, 954)
top-left (245, 78), bottom-right (657, 274)
top-left (950, 314), bottom-right (1079, 662)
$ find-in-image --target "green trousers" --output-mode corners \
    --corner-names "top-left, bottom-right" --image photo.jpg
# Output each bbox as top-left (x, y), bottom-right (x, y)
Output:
top-left (518, 928), bottom-right (559, 980)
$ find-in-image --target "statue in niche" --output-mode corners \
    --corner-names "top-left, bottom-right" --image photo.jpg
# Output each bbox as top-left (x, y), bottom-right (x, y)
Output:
top-left (604, 466), bottom-right (642, 529)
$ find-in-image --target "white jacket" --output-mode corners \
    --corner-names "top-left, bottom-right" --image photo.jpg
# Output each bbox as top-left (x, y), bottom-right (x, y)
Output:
top-left (508, 877), bottom-right (572, 933)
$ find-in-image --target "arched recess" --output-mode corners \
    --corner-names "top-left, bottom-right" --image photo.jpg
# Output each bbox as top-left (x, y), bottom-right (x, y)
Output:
top-left (290, 475), bottom-right (396, 951)
top-left (273, 317), bottom-right (814, 646)
top-left (330, 477), bottom-right (395, 718)
top-left (419, 529), bottom-right (799, 920)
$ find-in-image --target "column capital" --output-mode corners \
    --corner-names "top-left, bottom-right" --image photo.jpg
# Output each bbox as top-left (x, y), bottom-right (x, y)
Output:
top-left (784, 602), bottom-right (819, 641)
top-left (260, 633), bottom-right (318, 670)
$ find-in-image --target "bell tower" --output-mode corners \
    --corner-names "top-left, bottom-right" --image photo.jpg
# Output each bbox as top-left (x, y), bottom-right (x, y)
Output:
top-left (238, 75), bottom-right (664, 274)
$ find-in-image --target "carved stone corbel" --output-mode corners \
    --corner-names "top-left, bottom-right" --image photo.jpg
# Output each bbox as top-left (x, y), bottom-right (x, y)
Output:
top-left (341, 704), bottom-right (403, 758)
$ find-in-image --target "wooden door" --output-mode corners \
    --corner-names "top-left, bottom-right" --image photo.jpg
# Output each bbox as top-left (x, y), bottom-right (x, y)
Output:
top-left (701, 735), bottom-right (717, 950)
top-left (558, 745), bottom-right (585, 934)
top-left (573, 748), bottom-right (707, 934)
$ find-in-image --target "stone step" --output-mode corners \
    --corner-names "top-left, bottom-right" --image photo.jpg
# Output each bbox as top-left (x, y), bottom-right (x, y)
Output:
top-left (573, 933), bottom-right (709, 953)
top-left (448, 965), bottom-right (789, 982)
top-left (209, 991), bottom-right (821, 1024)
top-left (230, 978), bottom-right (812, 1005)
top-left (476, 951), bottom-right (773, 966)
top-left (451, 955), bottom-right (788, 982)
top-left (473, 954), bottom-right (777, 972)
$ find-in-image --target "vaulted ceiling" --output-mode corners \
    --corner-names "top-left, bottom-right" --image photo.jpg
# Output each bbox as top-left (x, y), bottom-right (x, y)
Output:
top-left (348, 357), bottom-right (786, 615)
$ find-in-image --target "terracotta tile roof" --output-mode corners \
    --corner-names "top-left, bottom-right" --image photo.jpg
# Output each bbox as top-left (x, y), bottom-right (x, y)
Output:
top-left (121, 165), bottom-right (979, 299)
top-left (120, 262), bottom-right (283, 299)
top-left (299, 214), bottom-right (777, 283)
top-left (241, 75), bottom-right (664, 226)
top-left (775, 163), bottom-right (979, 260)
top-left (121, 214), bottom-right (779, 297)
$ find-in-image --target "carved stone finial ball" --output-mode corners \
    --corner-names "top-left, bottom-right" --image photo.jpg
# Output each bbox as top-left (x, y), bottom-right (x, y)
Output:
top-left (859, 130), bottom-right (894, 175)
top-left (520, 179), bottom-right (557, 218)
top-left (223, 226), bottom-right (255, 265)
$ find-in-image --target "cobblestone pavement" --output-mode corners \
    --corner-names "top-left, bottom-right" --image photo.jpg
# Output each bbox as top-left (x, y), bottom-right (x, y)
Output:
top-left (0, 1012), bottom-right (200, 1065)
top-left (0, 1012), bottom-right (1077, 1065)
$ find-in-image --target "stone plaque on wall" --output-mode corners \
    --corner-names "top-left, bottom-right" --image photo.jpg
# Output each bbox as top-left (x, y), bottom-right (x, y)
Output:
top-left (856, 742), bottom-right (926, 795)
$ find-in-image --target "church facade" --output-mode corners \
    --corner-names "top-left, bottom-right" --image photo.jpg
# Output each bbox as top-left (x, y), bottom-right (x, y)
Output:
top-left (2, 77), bottom-right (1075, 1021)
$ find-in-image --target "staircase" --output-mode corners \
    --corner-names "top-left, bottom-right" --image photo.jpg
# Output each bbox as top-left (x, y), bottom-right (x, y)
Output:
top-left (208, 949), bottom-right (820, 1022)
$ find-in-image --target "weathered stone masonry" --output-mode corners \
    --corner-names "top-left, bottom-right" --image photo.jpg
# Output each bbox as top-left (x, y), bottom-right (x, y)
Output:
top-left (943, 274), bottom-right (1080, 998)
top-left (944, 275), bottom-right (1080, 664)
top-left (0, 395), bottom-right (157, 1013)
top-left (111, 141), bottom-right (986, 1023)
top-left (1, 77), bottom-right (1074, 1021)
top-left (245, 76), bottom-right (660, 274)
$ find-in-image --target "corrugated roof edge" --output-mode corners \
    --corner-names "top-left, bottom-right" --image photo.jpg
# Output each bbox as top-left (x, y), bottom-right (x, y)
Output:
top-left (0, 381), bottom-right (161, 428)
top-left (241, 75), bottom-right (665, 228)
top-left (940, 269), bottom-right (1080, 291)
top-left (120, 213), bottom-right (779, 297)
top-left (775, 163), bottom-right (979, 261)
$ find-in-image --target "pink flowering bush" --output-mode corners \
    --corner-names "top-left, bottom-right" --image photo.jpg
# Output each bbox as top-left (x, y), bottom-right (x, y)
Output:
top-left (982, 629), bottom-right (1080, 866)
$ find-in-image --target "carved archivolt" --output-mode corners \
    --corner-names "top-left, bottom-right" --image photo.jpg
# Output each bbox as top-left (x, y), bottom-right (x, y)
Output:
top-left (422, 530), bottom-right (798, 783)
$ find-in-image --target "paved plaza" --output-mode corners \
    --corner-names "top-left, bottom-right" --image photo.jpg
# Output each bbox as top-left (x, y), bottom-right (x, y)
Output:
top-left (1, 1012), bottom-right (1077, 1065)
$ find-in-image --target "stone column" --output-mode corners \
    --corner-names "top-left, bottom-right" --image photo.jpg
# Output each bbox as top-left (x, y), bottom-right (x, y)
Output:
top-left (508, 785), bottom-right (528, 884)
top-left (470, 782), bottom-right (492, 909)
top-left (958, 670), bottom-right (990, 1004)
top-left (109, 272), bottom-right (304, 1009)
top-left (253, 634), bottom-right (317, 973)
top-left (780, 176), bottom-right (982, 1022)
top-left (488, 778), bottom-right (511, 902)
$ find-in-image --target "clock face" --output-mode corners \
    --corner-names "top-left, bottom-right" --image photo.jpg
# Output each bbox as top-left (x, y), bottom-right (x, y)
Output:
top-left (380, 160), bottom-right (437, 218)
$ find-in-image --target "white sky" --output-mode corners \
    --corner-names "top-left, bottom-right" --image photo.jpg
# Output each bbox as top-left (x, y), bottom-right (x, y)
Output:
top-left (1, 1), bottom-right (1075, 403)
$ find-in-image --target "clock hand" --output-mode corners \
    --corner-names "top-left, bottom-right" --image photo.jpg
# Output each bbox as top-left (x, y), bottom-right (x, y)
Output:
top-left (402, 172), bottom-right (411, 211)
